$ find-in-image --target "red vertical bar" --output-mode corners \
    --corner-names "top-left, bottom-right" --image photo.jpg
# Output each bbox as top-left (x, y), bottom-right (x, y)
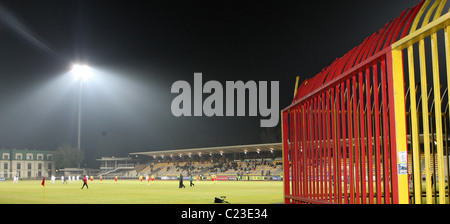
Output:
top-left (299, 103), bottom-right (308, 202)
top-left (307, 101), bottom-right (312, 201)
top-left (299, 106), bottom-right (304, 203)
top-left (297, 108), bottom-right (302, 204)
top-left (300, 106), bottom-right (305, 201)
top-left (317, 94), bottom-right (324, 201)
top-left (317, 95), bottom-right (322, 201)
top-left (324, 90), bottom-right (332, 202)
top-left (380, 59), bottom-right (391, 204)
top-left (335, 85), bottom-right (342, 203)
top-left (294, 107), bottom-right (300, 204)
top-left (283, 111), bottom-right (291, 204)
top-left (298, 106), bottom-right (303, 201)
top-left (340, 81), bottom-right (348, 203)
top-left (310, 100), bottom-right (315, 201)
top-left (293, 107), bottom-right (299, 202)
top-left (295, 106), bottom-right (300, 203)
top-left (297, 106), bottom-right (305, 200)
top-left (315, 96), bottom-right (320, 200)
top-left (326, 89), bottom-right (333, 202)
top-left (317, 94), bottom-right (322, 201)
top-left (302, 104), bottom-right (308, 202)
top-left (352, 75), bottom-right (361, 204)
top-left (386, 51), bottom-right (400, 204)
top-left (312, 97), bottom-right (317, 200)
top-left (309, 99), bottom-right (316, 198)
top-left (297, 106), bottom-right (302, 202)
top-left (373, 64), bottom-right (382, 204)
top-left (306, 100), bottom-right (311, 201)
top-left (290, 108), bottom-right (296, 202)
top-left (346, 78), bottom-right (354, 204)
top-left (331, 88), bottom-right (338, 203)
top-left (289, 109), bottom-right (295, 203)
top-left (359, 71), bottom-right (367, 204)
top-left (365, 66), bottom-right (374, 204)
top-left (321, 92), bottom-right (326, 201)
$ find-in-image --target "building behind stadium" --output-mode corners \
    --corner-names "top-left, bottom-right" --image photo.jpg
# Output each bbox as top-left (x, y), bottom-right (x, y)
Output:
top-left (0, 148), bottom-right (55, 180)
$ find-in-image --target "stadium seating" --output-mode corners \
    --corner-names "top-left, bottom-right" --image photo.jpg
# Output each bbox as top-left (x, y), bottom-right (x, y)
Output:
top-left (134, 158), bottom-right (283, 178)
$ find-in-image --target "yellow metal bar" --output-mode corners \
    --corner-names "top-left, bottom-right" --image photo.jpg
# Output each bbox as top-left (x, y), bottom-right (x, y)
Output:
top-left (410, 0), bottom-right (431, 34)
top-left (445, 25), bottom-right (450, 201)
top-left (424, 0), bottom-right (440, 25)
top-left (390, 48), bottom-right (410, 204)
top-left (392, 10), bottom-right (450, 50)
top-left (407, 45), bottom-right (422, 204)
top-left (293, 76), bottom-right (300, 98)
top-left (430, 31), bottom-right (446, 204)
top-left (419, 38), bottom-right (433, 204)
top-left (433, 0), bottom-right (447, 21)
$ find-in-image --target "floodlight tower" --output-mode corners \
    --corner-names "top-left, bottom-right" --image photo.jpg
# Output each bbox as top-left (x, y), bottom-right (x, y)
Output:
top-left (71, 64), bottom-right (93, 151)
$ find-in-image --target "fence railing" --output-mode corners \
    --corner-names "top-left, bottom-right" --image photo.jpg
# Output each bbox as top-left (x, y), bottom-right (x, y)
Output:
top-left (392, 0), bottom-right (450, 204)
top-left (282, 0), bottom-right (450, 204)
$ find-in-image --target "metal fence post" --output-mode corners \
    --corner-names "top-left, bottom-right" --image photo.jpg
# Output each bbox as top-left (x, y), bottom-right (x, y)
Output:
top-left (387, 48), bottom-right (410, 204)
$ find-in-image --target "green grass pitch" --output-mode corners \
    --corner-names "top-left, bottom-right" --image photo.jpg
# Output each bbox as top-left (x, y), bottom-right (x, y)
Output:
top-left (0, 179), bottom-right (283, 204)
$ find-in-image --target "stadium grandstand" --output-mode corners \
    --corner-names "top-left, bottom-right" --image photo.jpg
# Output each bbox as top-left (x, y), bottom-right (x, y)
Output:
top-left (125, 143), bottom-right (283, 181)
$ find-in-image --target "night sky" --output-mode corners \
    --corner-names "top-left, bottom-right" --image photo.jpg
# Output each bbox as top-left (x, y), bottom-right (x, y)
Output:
top-left (0, 0), bottom-right (421, 167)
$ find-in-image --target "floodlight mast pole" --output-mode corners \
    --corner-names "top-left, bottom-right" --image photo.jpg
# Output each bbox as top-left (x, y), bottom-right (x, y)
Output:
top-left (77, 80), bottom-right (82, 152)
top-left (71, 63), bottom-right (92, 168)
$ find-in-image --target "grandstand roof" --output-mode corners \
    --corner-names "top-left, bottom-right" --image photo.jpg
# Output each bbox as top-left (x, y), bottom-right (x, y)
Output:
top-left (130, 142), bottom-right (281, 158)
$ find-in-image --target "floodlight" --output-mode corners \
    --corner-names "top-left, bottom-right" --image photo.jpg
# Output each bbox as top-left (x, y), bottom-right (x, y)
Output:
top-left (71, 64), bottom-right (93, 81)
top-left (68, 63), bottom-right (94, 158)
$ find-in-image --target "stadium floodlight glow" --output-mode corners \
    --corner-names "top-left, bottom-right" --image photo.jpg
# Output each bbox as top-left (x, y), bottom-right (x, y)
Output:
top-left (71, 64), bottom-right (93, 81)
top-left (69, 63), bottom-right (94, 156)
